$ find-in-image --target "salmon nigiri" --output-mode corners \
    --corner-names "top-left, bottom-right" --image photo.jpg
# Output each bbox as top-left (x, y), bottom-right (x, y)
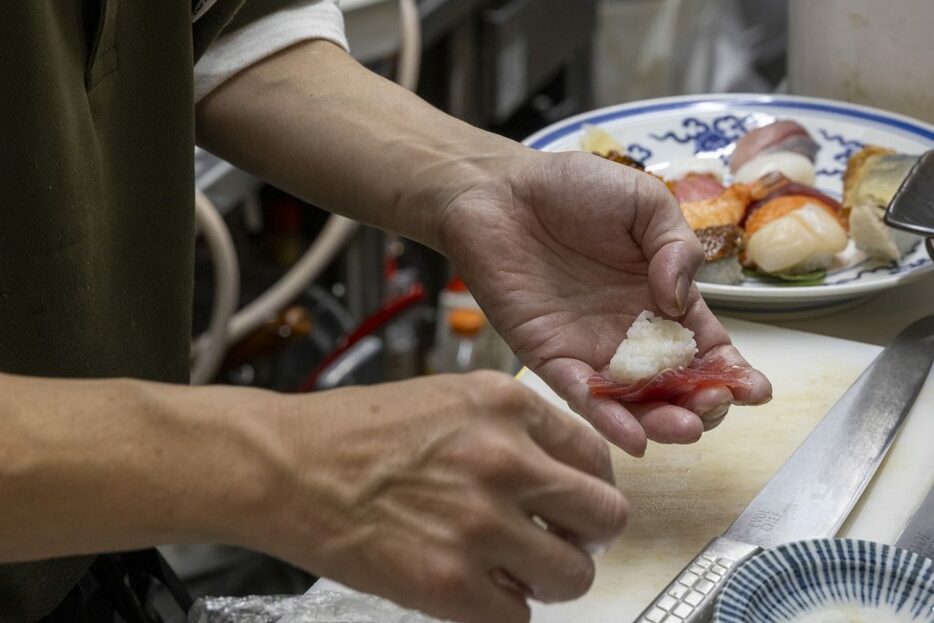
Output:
top-left (744, 195), bottom-right (848, 275)
top-left (679, 172), bottom-right (785, 230)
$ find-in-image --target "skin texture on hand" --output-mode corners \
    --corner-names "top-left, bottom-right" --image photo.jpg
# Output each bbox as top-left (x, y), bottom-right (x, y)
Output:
top-left (248, 372), bottom-right (627, 623)
top-left (439, 151), bottom-right (773, 456)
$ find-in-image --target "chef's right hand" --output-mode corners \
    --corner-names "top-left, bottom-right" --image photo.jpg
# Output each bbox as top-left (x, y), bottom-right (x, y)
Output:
top-left (253, 372), bottom-right (627, 623)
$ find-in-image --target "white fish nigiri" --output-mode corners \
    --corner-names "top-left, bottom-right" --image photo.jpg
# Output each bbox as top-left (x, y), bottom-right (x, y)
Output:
top-left (733, 152), bottom-right (816, 187)
top-left (746, 202), bottom-right (848, 274)
top-left (844, 146), bottom-right (921, 261)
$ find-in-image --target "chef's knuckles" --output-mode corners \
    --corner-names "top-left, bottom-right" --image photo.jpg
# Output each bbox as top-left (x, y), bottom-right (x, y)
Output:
top-left (447, 435), bottom-right (535, 486)
top-left (412, 559), bottom-right (522, 623)
top-left (583, 478), bottom-right (630, 539)
top-left (563, 415), bottom-right (615, 481)
top-left (554, 549), bottom-right (597, 600)
top-left (519, 541), bottom-right (597, 603)
top-left (465, 370), bottom-right (542, 414)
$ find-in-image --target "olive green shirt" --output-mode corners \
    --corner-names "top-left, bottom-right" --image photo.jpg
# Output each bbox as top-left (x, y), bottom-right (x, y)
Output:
top-left (0, 1), bottom-right (297, 620)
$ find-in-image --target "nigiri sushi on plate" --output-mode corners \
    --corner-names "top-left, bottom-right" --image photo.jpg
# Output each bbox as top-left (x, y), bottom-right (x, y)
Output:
top-left (525, 94), bottom-right (934, 316)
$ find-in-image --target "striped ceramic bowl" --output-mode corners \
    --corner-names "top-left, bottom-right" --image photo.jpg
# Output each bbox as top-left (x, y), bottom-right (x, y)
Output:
top-left (714, 539), bottom-right (934, 622)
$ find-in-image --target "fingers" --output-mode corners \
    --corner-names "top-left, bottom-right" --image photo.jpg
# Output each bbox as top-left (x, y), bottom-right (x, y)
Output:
top-left (492, 512), bottom-right (599, 603)
top-left (701, 345), bottom-right (773, 406)
top-left (647, 239), bottom-right (705, 318)
top-left (417, 557), bottom-right (531, 623)
top-left (630, 176), bottom-right (705, 319)
top-left (625, 402), bottom-right (705, 443)
top-left (680, 291), bottom-right (733, 354)
top-left (520, 452), bottom-right (629, 549)
top-left (535, 358), bottom-right (648, 457)
top-left (521, 391), bottom-right (616, 484)
top-left (680, 293), bottom-right (773, 407)
top-left (676, 385), bottom-right (734, 431)
top-left (466, 371), bottom-right (617, 480)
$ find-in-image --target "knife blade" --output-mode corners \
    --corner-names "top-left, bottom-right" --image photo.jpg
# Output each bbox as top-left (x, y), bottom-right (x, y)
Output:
top-left (883, 149), bottom-right (934, 238)
top-left (896, 483), bottom-right (934, 560)
top-left (634, 315), bottom-right (934, 623)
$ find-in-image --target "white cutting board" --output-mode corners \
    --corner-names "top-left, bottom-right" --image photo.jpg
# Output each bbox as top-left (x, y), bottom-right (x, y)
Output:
top-left (526, 317), bottom-right (934, 623)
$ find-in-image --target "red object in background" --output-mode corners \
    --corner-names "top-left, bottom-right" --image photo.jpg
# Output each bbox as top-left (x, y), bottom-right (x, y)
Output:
top-left (296, 283), bottom-right (426, 392)
top-left (384, 256), bottom-right (399, 279)
top-left (446, 276), bottom-right (468, 292)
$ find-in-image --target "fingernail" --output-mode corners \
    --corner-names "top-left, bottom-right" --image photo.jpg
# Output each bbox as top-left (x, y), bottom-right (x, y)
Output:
top-left (675, 273), bottom-right (690, 316)
top-left (583, 540), bottom-right (612, 558)
top-left (700, 402), bottom-right (730, 421)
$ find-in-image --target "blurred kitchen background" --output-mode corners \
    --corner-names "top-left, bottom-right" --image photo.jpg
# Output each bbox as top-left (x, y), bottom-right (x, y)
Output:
top-left (175, 0), bottom-right (932, 612)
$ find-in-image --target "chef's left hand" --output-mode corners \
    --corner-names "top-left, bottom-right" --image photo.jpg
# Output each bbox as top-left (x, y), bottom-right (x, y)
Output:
top-left (196, 41), bottom-right (770, 456)
top-left (438, 149), bottom-right (772, 457)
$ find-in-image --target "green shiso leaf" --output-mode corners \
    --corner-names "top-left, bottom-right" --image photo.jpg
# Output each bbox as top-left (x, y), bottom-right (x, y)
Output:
top-left (742, 268), bottom-right (827, 286)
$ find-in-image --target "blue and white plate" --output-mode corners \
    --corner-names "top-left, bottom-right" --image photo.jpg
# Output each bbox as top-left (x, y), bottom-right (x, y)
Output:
top-left (523, 94), bottom-right (934, 317)
top-left (714, 539), bottom-right (934, 623)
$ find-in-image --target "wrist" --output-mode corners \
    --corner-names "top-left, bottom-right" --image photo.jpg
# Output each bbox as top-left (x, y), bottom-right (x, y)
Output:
top-left (132, 382), bottom-right (293, 549)
top-left (397, 130), bottom-right (533, 254)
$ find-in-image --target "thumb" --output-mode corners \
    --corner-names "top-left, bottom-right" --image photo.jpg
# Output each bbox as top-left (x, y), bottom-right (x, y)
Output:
top-left (633, 180), bottom-right (704, 317)
top-left (648, 238), bottom-right (704, 318)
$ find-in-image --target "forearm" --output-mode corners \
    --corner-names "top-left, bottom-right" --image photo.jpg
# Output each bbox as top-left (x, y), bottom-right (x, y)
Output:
top-left (195, 40), bottom-right (527, 251)
top-left (0, 374), bottom-right (285, 562)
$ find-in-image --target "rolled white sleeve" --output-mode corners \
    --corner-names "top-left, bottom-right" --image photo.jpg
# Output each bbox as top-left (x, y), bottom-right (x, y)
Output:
top-left (194, 0), bottom-right (349, 102)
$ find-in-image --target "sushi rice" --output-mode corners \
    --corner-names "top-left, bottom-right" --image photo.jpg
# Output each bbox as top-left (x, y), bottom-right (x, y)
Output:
top-left (608, 311), bottom-right (697, 384)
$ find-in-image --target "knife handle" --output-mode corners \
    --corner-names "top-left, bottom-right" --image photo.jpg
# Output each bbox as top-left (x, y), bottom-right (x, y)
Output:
top-left (634, 537), bottom-right (761, 623)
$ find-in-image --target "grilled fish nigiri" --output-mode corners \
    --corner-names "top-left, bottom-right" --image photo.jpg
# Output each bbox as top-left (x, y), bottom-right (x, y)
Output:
top-left (679, 172), bottom-right (785, 230)
top-left (694, 225), bottom-right (746, 285)
top-left (745, 195), bottom-right (848, 275)
top-left (844, 146), bottom-right (921, 261)
top-left (680, 184), bottom-right (752, 230)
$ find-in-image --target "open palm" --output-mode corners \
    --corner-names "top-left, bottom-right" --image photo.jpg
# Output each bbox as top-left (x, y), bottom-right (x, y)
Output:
top-left (440, 151), bottom-right (771, 456)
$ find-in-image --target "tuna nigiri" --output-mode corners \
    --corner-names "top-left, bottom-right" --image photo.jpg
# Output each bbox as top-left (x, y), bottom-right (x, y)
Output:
top-left (588, 311), bottom-right (753, 402)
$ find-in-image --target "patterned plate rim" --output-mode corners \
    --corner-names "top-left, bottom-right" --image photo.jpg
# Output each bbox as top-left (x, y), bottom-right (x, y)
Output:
top-left (714, 538), bottom-right (934, 623)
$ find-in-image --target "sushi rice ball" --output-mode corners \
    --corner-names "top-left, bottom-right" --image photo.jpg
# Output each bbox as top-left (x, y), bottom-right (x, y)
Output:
top-left (608, 311), bottom-right (698, 384)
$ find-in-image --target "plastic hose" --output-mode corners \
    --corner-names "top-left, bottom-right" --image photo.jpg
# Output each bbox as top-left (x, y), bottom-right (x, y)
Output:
top-left (190, 0), bottom-right (423, 378)
top-left (190, 191), bottom-right (241, 384)
top-left (397, 0), bottom-right (422, 92)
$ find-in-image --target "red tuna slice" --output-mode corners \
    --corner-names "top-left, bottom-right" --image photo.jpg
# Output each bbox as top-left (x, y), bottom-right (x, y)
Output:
top-left (731, 120), bottom-right (819, 172)
top-left (587, 357), bottom-right (754, 402)
top-left (670, 174), bottom-right (725, 203)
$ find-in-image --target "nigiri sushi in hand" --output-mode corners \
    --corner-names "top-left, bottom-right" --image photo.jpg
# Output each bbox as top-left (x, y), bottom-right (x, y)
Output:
top-left (588, 311), bottom-right (754, 403)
